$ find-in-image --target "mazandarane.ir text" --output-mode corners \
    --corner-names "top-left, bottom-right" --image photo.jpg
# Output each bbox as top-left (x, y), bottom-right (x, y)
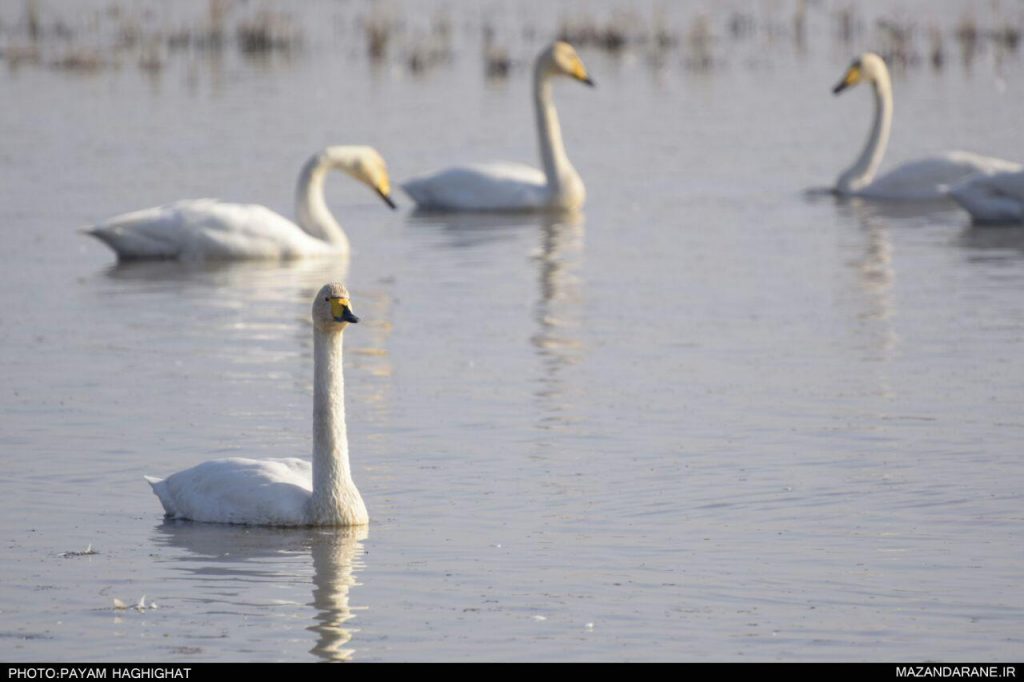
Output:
top-left (897, 667), bottom-right (1016, 679)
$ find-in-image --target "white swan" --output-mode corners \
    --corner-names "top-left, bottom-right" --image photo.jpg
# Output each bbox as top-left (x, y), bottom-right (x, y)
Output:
top-left (832, 53), bottom-right (1020, 200)
top-left (87, 147), bottom-right (395, 260)
top-left (402, 41), bottom-right (594, 212)
top-left (949, 169), bottom-right (1024, 224)
top-left (145, 283), bottom-right (368, 526)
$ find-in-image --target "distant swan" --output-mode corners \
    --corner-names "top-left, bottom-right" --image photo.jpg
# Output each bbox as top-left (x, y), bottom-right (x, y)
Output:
top-left (145, 283), bottom-right (368, 526)
top-left (402, 41), bottom-right (594, 212)
top-left (87, 147), bottom-right (396, 260)
top-left (949, 169), bottom-right (1024, 224)
top-left (832, 53), bottom-right (1019, 200)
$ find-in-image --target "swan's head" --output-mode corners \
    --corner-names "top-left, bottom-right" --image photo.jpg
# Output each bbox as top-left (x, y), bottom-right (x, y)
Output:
top-left (313, 282), bottom-right (359, 333)
top-left (324, 146), bottom-right (397, 210)
top-left (833, 52), bottom-right (888, 95)
top-left (541, 41), bottom-right (595, 87)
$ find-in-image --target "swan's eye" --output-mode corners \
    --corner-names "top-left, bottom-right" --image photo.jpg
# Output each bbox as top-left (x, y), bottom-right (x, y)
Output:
top-left (324, 297), bottom-right (330, 301)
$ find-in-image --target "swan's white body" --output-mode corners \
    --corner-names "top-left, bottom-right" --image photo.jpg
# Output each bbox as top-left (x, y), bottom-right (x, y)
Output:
top-left (89, 199), bottom-right (343, 260)
top-left (146, 283), bottom-right (368, 526)
top-left (402, 41), bottom-right (592, 212)
top-left (405, 162), bottom-right (555, 212)
top-left (851, 152), bottom-right (1021, 201)
top-left (833, 53), bottom-right (1018, 200)
top-left (88, 147), bottom-right (394, 261)
top-left (145, 457), bottom-right (316, 525)
top-left (949, 169), bottom-right (1024, 224)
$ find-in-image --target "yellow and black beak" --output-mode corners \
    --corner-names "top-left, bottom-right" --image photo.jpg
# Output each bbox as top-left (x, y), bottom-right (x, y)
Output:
top-left (373, 173), bottom-right (397, 210)
top-left (330, 297), bottom-right (360, 324)
top-left (376, 186), bottom-right (397, 210)
top-left (572, 61), bottom-right (595, 87)
top-left (833, 65), bottom-right (861, 95)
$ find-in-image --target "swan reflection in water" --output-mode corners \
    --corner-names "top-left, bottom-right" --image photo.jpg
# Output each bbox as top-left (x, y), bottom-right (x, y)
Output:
top-left (404, 207), bottom-right (545, 249)
top-left (100, 255), bottom-right (351, 302)
top-left (956, 223), bottom-right (1024, 260)
top-left (152, 522), bottom-right (368, 662)
top-left (530, 211), bottom-right (585, 422)
top-left (827, 198), bottom-right (908, 372)
top-left (405, 207), bottom-right (586, 416)
top-left (98, 255), bottom-right (394, 389)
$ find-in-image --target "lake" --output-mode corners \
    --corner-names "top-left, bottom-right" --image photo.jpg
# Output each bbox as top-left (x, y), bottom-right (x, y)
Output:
top-left (1, 0), bottom-right (1022, 662)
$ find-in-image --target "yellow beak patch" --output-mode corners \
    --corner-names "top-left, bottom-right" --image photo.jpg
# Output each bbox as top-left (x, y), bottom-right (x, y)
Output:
top-left (572, 60), bottom-right (589, 82)
top-left (842, 65), bottom-right (861, 87)
top-left (330, 298), bottom-right (350, 320)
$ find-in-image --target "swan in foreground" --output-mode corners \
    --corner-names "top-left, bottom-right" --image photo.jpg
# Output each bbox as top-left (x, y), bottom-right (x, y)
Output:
top-left (145, 283), bottom-right (368, 526)
top-left (402, 41), bottom-right (594, 212)
top-left (832, 53), bottom-right (1020, 200)
top-left (87, 147), bottom-right (396, 260)
top-left (949, 169), bottom-right (1024, 224)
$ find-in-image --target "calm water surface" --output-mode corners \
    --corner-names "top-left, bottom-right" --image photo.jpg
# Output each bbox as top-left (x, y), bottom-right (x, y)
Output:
top-left (1, 0), bottom-right (1023, 662)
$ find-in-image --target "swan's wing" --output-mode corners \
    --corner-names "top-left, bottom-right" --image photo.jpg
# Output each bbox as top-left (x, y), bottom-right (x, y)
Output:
top-left (86, 201), bottom-right (199, 259)
top-left (950, 169), bottom-right (1024, 224)
top-left (147, 457), bottom-right (313, 525)
top-left (865, 152), bottom-right (1023, 200)
top-left (178, 202), bottom-right (338, 259)
top-left (940, 151), bottom-right (1023, 176)
top-left (87, 200), bottom-right (333, 260)
top-left (401, 162), bottom-right (549, 211)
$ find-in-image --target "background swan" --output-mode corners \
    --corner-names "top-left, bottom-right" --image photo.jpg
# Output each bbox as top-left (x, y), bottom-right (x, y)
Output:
top-left (832, 53), bottom-right (1020, 200)
top-left (949, 169), bottom-right (1024, 224)
top-left (145, 282), bottom-right (368, 526)
top-left (402, 41), bottom-right (594, 212)
top-left (87, 147), bottom-right (395, 261)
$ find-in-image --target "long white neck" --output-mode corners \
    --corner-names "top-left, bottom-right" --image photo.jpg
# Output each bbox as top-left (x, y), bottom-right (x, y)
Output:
top-left (295, 154), bottom-right (351, 251)
top-left (310, 328), bottom-right (367, 525)
top-left (534, 63), bottom-right (583, 207)
top-left (838, 74), bottom-right (893, 195)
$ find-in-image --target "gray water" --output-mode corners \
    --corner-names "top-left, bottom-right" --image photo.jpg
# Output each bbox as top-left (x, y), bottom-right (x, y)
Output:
top-left (1, 0), bottom-right (1023, 662)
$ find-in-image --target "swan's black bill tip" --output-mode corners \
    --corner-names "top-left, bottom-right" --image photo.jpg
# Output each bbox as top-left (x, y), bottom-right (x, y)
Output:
top-left (377, 189), bottom-right (398, 210)
top-left (582, 76), bottom-right (596, 87)
top-left (335, 310), bottom-right (360, 324)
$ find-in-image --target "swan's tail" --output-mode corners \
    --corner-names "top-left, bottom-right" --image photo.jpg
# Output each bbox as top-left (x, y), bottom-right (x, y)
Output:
top-left (144, 476), bottom-right (176, 517)
top-left (84, 225), bottom-right (181, 260)
top-left (949, 176), bottom-right (1024, 224)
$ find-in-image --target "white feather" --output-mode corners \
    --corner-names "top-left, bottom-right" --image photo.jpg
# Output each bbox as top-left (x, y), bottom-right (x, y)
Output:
top-left (949, 169), bottom-right (1024, 224)
top-left (403, 162), bottom-right (550, 211)
top-left (88, 200), bottom-right (338, 260)
top-left (858, 152), bottom-right (1022, 201)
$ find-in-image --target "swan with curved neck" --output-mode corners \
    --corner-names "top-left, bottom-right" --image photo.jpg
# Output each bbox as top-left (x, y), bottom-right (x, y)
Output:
top-left (145, 283), bottom-right (368, 526)
top-left (401, 41), bottom-right (594, 212)
top-left (832, 53), bottom-right (1019, 200)
top-left (87, 147), bottom-right (395, 260)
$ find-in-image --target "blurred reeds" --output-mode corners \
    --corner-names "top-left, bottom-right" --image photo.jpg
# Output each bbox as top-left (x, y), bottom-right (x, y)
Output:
top-left (0, 0), bottom-right (1019, 80)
